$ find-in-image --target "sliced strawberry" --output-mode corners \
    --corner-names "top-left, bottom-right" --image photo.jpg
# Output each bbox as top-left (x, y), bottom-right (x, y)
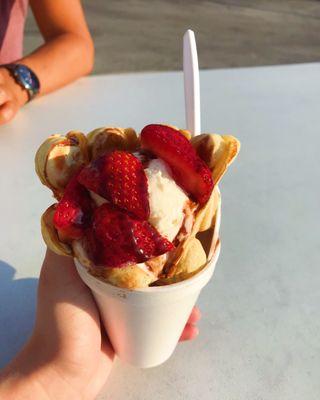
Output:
top-left (53, 172), bottom-right (92, 241)
top-left (78, 151), bottom-right (149, 220)
top-left (141, 124), bottom-right (214, 205)
top-left (129, 219), bottom-right (173, 260)
top-left (86, 203), bottom-right (173, 268)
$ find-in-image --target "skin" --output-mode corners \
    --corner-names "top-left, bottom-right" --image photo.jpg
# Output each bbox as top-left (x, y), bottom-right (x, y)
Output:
top-left (0, 0), bottom-right (94, 125)
top-left (0, 250), bottom-right (201, 400)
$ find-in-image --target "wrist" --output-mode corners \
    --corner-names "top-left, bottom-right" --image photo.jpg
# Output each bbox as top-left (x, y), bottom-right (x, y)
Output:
top-left (0, 339), bottom-right (81, 400)
top-left (0, 364), bottom-right (48, 400)
top-left (1, 62), bottom-right (41, 105)
top-left (0, 67), bottom-right (28, 107)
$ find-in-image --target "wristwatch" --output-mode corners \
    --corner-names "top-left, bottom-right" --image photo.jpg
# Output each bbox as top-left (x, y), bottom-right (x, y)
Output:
top-left (3, 63), bottom-right (40, 102)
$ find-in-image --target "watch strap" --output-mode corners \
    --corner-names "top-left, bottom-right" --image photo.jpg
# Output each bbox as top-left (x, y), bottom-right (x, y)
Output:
top-left (2, 63), bottom-right (40, 102)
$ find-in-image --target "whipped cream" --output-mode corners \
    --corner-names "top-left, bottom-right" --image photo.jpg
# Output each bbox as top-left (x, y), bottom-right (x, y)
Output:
top-left (144, 159), bottom-right (188, 241)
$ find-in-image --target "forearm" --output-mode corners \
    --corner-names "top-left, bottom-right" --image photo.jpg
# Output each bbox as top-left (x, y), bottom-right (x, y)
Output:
top-left (20, 33), bottom-right (94, 96)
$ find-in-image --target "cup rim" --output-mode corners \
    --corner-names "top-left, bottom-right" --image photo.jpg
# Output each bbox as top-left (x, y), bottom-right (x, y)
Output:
top-left (75, 240), bottom-right (220, 294)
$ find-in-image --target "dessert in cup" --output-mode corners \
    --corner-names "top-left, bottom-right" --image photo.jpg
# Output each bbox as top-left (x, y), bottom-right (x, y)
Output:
top-left (36, 124), bottom-right (240, 289)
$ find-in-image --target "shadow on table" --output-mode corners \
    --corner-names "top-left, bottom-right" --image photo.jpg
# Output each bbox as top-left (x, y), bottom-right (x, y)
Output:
top-left (0, 260), bottom-right (38, 368)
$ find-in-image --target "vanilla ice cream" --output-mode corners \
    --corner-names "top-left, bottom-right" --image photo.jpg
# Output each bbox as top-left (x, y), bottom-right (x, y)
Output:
top-left (145, 159), bottom-right (188, 241)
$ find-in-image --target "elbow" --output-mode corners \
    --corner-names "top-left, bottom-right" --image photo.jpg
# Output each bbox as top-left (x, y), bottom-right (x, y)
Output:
top-left (73, 32), bottom-right (94, 76)
top-left (82, 36), bottom-right (95, 75)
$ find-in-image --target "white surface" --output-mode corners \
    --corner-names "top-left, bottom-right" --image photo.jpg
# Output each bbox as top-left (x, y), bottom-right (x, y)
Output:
top-left (183, 29), bottom-right (201, 135)
top-left (75, 248), bottom-right (218, 368)
top-left (0, 63), bottom-right (320, 399)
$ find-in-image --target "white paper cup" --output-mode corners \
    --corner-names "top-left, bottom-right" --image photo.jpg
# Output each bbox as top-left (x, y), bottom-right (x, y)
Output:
top-left (75, 188), bottom-right (222, 368)
top-left (75, 241), bottom-right (220, 368)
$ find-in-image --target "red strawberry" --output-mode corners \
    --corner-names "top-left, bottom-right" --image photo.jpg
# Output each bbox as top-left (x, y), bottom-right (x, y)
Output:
top-left (141, 124), bottom-right (214, 205)
top-left (53, 171), bottom-right (92, 241)
top-left (78, 151), bottom-right (149, 220)
top-left (85, 203), bottom-right (173, 267)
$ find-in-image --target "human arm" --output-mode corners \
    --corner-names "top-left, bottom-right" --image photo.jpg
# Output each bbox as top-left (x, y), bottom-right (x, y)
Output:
top-left (0, 250), bottom-right (113, 400)
top-left (0, 250), bottom-right (200, 399)
top-left (0, 0), bottom-right (94, 125)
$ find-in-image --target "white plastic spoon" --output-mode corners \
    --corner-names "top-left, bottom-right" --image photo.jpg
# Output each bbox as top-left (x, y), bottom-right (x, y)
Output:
top-left (184, 30), bottom-right (221, 260)
top-left (183, 29), bottom-right (201, 136)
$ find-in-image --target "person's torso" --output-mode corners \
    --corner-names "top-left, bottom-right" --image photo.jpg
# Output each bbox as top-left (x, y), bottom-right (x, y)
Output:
top-left (0, 0), bottom-right (29, 64)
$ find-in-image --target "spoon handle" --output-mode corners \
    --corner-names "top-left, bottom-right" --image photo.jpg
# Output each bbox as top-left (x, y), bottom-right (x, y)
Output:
top-left (183, 29), bottom-right (201, 136)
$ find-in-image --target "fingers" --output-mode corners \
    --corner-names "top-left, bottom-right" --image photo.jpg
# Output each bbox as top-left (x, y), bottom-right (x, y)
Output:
top-left (85, 328), bottom-right (114, 400)
top-left (40, 248), bottom-right (88, 296)
top-left (100, 327), bottom-right (115, 361)
top-left (187, 306), bottom-right (201, 325)
top-left (179, 306), bottom-right (201, 342)
top-left (180, 323), bottom-right (199, 341)
top-left (0, 84), bottom-right (18, 125)
top-left (0, 100), bottom-right (16, 125)
top-left (0, 86), bottom-right (9, 104)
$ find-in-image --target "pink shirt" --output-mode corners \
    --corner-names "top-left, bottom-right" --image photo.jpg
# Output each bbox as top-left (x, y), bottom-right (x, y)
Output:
top-left (0, 0), bottom-right (29, 64)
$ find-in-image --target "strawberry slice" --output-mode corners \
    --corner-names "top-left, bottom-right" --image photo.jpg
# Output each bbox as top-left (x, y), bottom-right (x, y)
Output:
top-left (141, 124), bottom-right (214, 205)
top-left (53, 172), bottom-right (92, 241)
top-left (86, 203), bottom-right (173, 267)
top-left (78, 151), bottom-right (149, 220)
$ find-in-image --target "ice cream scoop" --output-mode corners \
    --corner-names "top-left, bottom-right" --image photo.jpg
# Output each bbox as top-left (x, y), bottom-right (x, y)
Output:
top-left (145, 158), bottom-right (189, 241)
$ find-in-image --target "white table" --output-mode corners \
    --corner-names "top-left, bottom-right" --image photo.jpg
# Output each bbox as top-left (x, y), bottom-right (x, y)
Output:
top-left (1, 63), bottom-right (319, 400)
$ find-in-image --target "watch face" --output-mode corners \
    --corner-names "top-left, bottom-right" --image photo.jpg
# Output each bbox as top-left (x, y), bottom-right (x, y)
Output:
top-left (15, 64), bottom-right (40, 93)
